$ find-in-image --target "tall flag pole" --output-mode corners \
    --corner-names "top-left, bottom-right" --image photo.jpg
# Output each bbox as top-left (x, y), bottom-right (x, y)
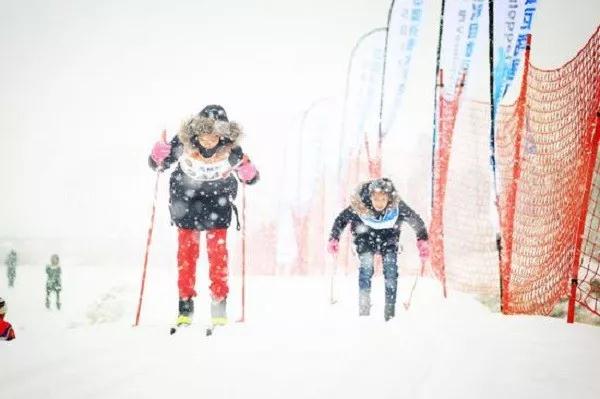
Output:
top-left (430, 0), bottom-right (447, 208)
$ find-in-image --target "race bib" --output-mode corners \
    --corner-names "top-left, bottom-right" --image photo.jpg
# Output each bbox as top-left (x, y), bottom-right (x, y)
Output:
top-left (180, 156), bottom-right (231, 181)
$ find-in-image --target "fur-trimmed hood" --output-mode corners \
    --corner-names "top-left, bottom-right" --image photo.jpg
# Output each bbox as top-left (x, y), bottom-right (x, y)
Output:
top-left (350, 178), bottom-right (401, 217)
top-left (177, 115), bottom-right (243, 150)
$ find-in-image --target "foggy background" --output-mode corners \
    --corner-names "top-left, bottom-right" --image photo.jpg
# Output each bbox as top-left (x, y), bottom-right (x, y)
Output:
top-left (1, 0), bottom-right (598, 266)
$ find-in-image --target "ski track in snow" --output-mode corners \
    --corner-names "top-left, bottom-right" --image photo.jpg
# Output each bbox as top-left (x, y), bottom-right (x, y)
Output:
top-left (1, 265), bottom-right (600, 399)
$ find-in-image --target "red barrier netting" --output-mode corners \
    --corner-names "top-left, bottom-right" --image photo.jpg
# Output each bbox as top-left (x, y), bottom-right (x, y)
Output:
top-left (441, 99), bottom-right (501, 296)
top-left (292, 179), bottom-right (327, 275)
top-left (429, 71), bottom-right (466, 294)
top-left (497, 27), bottom-right (600, 315)
top-left (292, 149), bottom-right (365, 276)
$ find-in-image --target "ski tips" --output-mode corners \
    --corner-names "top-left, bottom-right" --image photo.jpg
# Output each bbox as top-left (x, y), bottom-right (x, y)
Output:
top-left (160, 129), bottom-right (167, 143)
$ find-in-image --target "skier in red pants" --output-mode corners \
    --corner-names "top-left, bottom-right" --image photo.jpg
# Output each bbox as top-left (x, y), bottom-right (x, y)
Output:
top-left (0, 297), bottom-right (16, 341)
top-left (149, 105), bottom-right (259, 328)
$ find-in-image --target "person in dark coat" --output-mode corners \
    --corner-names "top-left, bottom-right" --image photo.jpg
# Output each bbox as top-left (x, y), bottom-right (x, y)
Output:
top-left (149, 105), bottom-right (259, 327)
top-left (327, 178), bottom-right (430, 320)
top-left (45, 254), bottom-right (62, 310)
top-left (5, 249), bottom-right (17, 287)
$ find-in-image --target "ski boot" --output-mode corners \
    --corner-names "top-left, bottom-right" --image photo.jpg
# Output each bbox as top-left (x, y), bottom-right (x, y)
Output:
top-left (384, 303), bottom-right (395, 321)
top-left (206, 298), bottom-right (227, 336)
top-left (176, 298), bottom-right (194, 327)
top-left (210, 298), bottom-right (227, 327)
top-left (45, 296), bottom-right (50, 309)
top-left (359, 290), bottom-right (371, 316)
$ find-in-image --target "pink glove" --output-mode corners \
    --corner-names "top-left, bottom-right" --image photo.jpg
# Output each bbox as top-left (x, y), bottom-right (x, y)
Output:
top-left (237, 159), bottom-right (257, 182)
top-left (151, 135), bottom-right (171, 166)
top-left (417, 239), bottom-right (430, 260)
top-left (327, 239), bottom-right (339, 255)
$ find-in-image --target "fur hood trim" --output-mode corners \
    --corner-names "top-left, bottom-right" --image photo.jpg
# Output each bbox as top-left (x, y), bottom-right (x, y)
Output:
top-left (350, 179), bottom-right (401, 216)
top-left (178, 115), bottom-right (243, 146)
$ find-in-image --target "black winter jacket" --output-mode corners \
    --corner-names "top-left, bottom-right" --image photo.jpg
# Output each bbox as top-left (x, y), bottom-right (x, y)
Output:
top-left (329, 181), bottom-right (428, 254)
top-left (149, 135), bottom-right (258, 230)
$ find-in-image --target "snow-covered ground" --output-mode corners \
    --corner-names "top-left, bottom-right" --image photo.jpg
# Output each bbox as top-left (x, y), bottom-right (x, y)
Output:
top-left (2, 263), bottom-right (599, 399)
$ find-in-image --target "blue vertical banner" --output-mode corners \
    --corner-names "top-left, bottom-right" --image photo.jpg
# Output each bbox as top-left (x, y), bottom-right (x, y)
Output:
top-left (493, 0), bottom-right (537, 108)
top-left (379, 0), bottom-right (424, 137)
top-left (439, 0), bottom-right (485, 95)
top-left (340, 28), bottom-right (387, 169)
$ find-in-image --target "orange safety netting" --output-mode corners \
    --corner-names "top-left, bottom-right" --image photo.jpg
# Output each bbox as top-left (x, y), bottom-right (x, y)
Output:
top-left (496, 28), bottom-right (600, 315)
top-left (429, 71), bottom-right (466, 294)
top-left (292, 179), bottom-right (327, 275)
top-left (432, 27), bottom-right (600, 321)
top-left (290, 147), bottom-right (366, 277)
top-left (441, 99), bottom-right (501, 295)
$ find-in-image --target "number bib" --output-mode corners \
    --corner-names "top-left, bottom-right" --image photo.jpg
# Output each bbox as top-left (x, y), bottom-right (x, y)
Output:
top-left (180, 155), bottom-right (231, 181)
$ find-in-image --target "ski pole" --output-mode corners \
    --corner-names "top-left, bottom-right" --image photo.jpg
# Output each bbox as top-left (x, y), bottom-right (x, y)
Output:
top-left (134, 131), bottom-right (165, 327)
top-left (237, 181), bottom-right (247, 323)
top-left (329, 252), bottom-right (338, 305)
top-left (402, 259), bottom-right (426, 310)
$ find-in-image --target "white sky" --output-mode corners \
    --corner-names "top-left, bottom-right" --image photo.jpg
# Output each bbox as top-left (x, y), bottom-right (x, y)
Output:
top-left (0, 0), bottom-right (599, 241)
top-left (0, 0), bottom-right (390, 239)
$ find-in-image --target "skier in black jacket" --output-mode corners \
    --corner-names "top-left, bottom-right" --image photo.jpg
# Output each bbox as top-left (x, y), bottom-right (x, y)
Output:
top-left (327, 178), bottom-right (430, 320)
top-left (149, 105), bottom-right (259, 328)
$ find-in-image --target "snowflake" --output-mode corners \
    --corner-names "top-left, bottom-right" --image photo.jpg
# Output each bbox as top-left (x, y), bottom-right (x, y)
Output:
top-left (356, 224), bottom-right (369, 234)
top-left (170, 201), bottom-right (188, 219)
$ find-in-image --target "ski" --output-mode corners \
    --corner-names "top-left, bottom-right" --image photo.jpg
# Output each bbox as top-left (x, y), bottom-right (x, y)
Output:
top-left (169, 323), bottom-right (218, 336)
top-left (169, 322), bottom-right (192, 335)
top-left (205, 324), bottom-right (224, 336)
top-left (170, 325), bottom-right (186, 335)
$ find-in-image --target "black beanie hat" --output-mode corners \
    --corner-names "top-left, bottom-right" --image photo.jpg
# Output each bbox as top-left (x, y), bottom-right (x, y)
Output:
top-left (368, 178), bottom-right (395, 195)
top-left (199, 105), bottom-right (229, 122)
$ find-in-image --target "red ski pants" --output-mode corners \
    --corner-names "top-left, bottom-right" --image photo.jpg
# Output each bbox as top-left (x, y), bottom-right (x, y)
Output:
top-left (177, 228), bottom-right (229, 301)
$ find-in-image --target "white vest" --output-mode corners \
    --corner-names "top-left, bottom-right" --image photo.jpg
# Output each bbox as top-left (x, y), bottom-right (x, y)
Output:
top-left (359, 208), bottom-right (399, 230)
